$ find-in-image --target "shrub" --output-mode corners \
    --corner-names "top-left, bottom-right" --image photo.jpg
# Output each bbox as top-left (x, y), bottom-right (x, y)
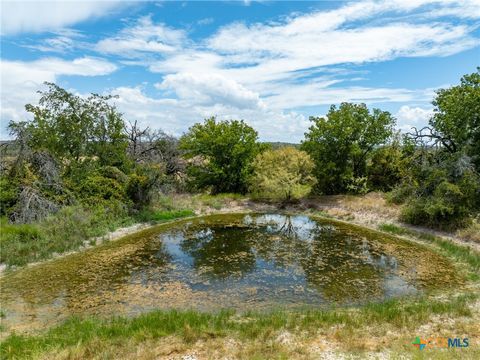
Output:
top-left (400, 181), bottom-right (470, 229)
top-left (126, 165), bottom-right (164, 209)
top-left (345, 176), bottom-right (369, 195)
top-left (101, 166), bottom-right (128, 184)
top-left (78, 174), bottom-right (126, 203)
top-left (0, 177), bottom-right (19, 215)
top-left (387, 183), bottom-right (416, 204)
top-left (250, 147), bottom-right (316, 201)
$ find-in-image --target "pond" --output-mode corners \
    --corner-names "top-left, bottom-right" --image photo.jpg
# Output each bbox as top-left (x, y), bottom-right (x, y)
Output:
top-left (0, 213), bottom-right (457, 332)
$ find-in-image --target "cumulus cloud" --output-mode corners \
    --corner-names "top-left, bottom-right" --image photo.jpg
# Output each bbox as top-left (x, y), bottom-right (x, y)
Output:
top-left (0, 57), bottom-right (117, 137)
top-left (1, 1), bottom-right (124, 35)
top-left (395, 105), bottom-right (433, 130)
top-left (156, 72), bottom-right (264, 109)
top-left (112, 86), bottom-right (308, 142)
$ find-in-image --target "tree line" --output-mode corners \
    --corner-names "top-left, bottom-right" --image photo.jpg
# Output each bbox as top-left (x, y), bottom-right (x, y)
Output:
top-left (1, 69), bottom-right (479, 230)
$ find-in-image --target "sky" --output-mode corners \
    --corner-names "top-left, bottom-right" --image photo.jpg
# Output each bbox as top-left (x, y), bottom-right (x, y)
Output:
top-left (1, 0), bottom-right (479, 142)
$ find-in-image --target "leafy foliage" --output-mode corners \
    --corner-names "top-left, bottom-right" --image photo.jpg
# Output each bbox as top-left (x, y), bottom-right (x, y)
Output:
top-left (126, 164), bottom-right (165, 209)
top-left (302, 103), bottom-right (395, 194)
top-left (21, 82), bottom-right (129, 167)
top-left (393, 69), bottom-right (480, 229)
top-left (430, 68), bottom-right (480, 168)
top-left (250, 147), bottom-right (316, 201)
top-left (180, 117), bottom-right (264, 194)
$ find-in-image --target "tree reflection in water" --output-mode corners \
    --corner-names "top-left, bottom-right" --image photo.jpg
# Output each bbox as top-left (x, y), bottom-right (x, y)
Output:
top-left (180, 214), bottom-right (390, 301)
top-left (180, 225), bottom-right (257, 279)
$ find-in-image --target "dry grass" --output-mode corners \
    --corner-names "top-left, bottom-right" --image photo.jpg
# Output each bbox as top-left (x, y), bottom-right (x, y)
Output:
top-left (302, 192), bottom-right (400, 228)
top-left (457, 220), bottom-right (480, 244)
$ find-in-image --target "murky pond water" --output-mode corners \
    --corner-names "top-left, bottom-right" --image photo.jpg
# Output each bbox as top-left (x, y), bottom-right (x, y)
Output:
top-left (0, 213), bottom-right (457, 332)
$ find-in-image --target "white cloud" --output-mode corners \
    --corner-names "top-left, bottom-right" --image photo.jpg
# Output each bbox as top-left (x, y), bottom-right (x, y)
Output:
top-left (23, 29), bottom-right (86, 53)
top-left (265, 84), bottom-right (434, 110)
top-left (197, 17), bottom-right (214, 26)
top-left (426, 0), bottom-right (480, 19)
top-left (208, 17), bottom-right (476, 80)
top-left (0, 57), bottom-right (117, 137)
top-left (95, 16), bottom-right (187, 57)
top-left (111, 86), bottom-right (308, 142)
top-left (138, 0), bottom-right (479, 104)
top-left (395, 105), bottom-right (433, 129)
top-left (156, 72), bottom-right (265, 109)
top-left (1, 1), bottom-right (124, 35)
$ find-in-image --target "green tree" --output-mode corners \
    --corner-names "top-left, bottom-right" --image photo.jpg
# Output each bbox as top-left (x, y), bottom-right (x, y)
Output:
top-left (430, 68), bottom-right (480, 169)
top-left (367, 133), bottom-right (409, 191)
top-left (301, 103), bottom-right (395, 194)
top-left (396, 69), bottom-right (480, 229)
top-left (21, 82), bottom-right (128, 168)
top-left (180, 117), bottom-right (263, 194)
top-left (250, 147), bottom-right (316, 201)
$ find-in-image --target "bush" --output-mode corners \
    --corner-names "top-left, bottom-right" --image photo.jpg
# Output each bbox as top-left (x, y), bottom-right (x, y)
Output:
top-left (387, 183), bottom-right (416, 204)
top-left (126, 165), bottom-right (164, 210)
top-left (345, 176), bottom-right (369, 195)
top-left (0, 177), bottom-right (19, 216)
top-left (250, 147), bottom-right (316, 201)
top-left (367, 142), bottom-right (403, 191)
top-left (78, 174), bottom-right (126, 204)
top-left (101, 166), bottom-right (128, 184)
top-left (400, 181), bottom-right (471, 229)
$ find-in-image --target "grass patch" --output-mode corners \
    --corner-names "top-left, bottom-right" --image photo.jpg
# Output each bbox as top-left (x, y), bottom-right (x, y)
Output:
top-left (0, 202), bottom-right (194, 268)
top-left (194, 193), bottom-right (245, 210)
top-left (0, 204), bottom-right (135, 268)
top-left (457, 219), bottom-right (480, 243)
top-left (136, 209), bottom-right (195, 222)
top-left (2, 294), bottom-right (476, 359)
top-left (378, 223), bottom-right (480, 275)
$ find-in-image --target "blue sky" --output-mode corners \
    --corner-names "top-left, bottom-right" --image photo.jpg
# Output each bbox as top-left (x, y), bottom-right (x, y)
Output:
top-left (1, 0), bottom-right (479, 141)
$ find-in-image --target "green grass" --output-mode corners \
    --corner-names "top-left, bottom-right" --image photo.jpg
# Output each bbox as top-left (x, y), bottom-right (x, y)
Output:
top-left (194, 193), bottom-right (245, 210)
top-left (136, 209), bottom-right (195, 222)
top-left (1, 293), bottom-right (476, 359)
top-left (378, 223), bottom-right (480, 274)
top-left (0, 204), bottom-right (194, 268)
top-left (0, 205), bottom-right (134, 268)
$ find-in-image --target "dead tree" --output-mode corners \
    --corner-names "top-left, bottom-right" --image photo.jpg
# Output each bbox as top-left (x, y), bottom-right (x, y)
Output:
top-left (406, 126), bottom-right (457, 153)
top-left (10, 186), bottom-right (59, 224)
top-left (124, 120), bottom-right (185, 175)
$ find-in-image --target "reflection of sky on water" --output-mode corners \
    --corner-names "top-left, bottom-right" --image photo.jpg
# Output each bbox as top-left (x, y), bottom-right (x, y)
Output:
top-left (3, 213), bottom-right (454, 332)
top-left (144, 214), bottom-right (413, 305)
